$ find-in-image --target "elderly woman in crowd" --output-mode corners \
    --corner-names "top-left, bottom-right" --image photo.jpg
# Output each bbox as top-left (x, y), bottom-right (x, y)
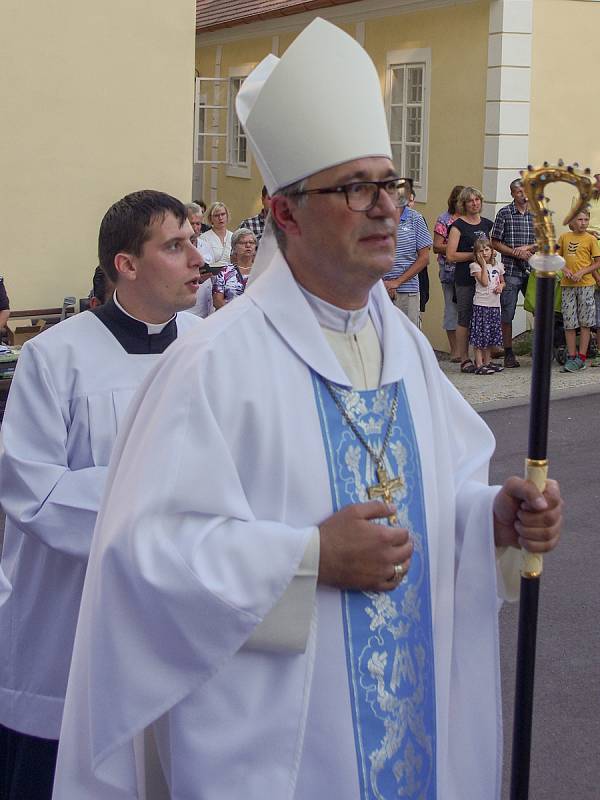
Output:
top-left (213, 227), bottom-right (257, 310)
top-left (200, 202), bottom-right (233, 268)
top-left (433, 184), bottom-right (464, 362)
top-left (446, 186), bottom-right (494, 373)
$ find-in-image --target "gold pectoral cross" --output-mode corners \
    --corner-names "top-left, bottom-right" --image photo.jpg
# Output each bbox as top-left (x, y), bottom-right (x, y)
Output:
top-left (367, 465), bottom-right (403, 524)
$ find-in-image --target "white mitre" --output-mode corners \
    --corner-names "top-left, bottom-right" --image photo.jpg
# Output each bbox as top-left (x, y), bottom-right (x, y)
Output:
top-left (236, 17), bottom-right (392, 195)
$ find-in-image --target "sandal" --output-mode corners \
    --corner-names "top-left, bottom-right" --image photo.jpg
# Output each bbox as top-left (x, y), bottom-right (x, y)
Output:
top-left (485, 362), bottom-right (504, 372)
top-left (475, 365), bottom-right (496, 375)
top-left (460, 359), bottom-right (476, 374)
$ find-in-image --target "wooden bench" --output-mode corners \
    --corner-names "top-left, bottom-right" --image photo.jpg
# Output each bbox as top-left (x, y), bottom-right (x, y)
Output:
top-left (8, 306), bottom-right (75, 325)
top-left (5, 302), bottom-right (76, 347)
top-left (0, 300), bottom-right (77, 394)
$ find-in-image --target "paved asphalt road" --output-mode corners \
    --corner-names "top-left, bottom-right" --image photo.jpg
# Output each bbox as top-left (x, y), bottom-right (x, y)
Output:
top-left (484, 394), bottom-right (600, 799)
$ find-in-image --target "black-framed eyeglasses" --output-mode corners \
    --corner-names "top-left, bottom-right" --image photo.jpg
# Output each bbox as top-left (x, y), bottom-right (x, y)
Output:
top-left (290, 178), bottom-right (408, 212)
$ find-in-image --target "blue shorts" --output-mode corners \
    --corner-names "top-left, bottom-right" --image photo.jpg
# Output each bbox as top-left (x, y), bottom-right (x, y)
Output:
top-left (500, 273), bottom-right (528, 324)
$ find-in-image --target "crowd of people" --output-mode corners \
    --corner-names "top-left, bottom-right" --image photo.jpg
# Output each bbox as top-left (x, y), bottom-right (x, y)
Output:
top-left (3, 173), bottom-right (599, 374)
top-left (184, 171), bottom-right (600, 378)
top-left (423, 174), bottom-right (600, 375)
top-left (180, 195), bottom-right (265, 318)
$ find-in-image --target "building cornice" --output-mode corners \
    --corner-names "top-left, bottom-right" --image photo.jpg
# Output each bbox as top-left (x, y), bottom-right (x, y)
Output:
top-left (197, 0), bottom-right (477, 46)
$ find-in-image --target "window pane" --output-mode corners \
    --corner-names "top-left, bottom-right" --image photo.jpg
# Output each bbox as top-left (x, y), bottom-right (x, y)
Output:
top-left (196, 108), bottom-right (206, 161)
top-left (391, 67), bottom-right (404, 105)
top-left (406, 144), bottom-right (421, 183)
top-left (407, 67), bottom-right (423, 103)
top-left (407, 106), bottom-right (421, 142)
top-left (202, 132), bottom-right (226, 163)
top-left (229, 77), bottom-right (249, 166)
top-left (198, 132), bottom-right (207, 162)
top-left (390, 106), bottom-right (403, 141)
top-left (219, 78), bottom-right (234, 107)
top-left (391, 144), bottom-right (403, 173)
top-left (238, 133), bottom-right (247, 164)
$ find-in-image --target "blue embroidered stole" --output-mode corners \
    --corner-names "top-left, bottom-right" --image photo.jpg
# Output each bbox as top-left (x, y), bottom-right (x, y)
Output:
top-left (312, 375), bottom-right (437, 800)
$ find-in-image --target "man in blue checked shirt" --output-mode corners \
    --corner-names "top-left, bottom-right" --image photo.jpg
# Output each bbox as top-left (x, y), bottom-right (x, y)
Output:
top-left (383, 199), bottom-right (432, 326)
top-left (491, 178), bottom-right (536, 368)
top-left (239, 185), bottom-right (271, 246)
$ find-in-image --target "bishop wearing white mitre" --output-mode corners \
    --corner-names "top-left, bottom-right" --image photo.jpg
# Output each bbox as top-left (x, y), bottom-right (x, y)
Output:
top-left (53, 19), bottom-right (561, 800)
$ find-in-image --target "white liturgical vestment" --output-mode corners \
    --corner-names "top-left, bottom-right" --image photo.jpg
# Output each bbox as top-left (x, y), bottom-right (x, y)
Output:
top-left (0, 306), bottom-right (199, 740)
top-left (54, 254), bottom-right (519, 799)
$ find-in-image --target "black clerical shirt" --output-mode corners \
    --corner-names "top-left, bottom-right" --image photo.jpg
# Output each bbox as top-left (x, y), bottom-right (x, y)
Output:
top-left (90, 298), bottom-right (178, 355)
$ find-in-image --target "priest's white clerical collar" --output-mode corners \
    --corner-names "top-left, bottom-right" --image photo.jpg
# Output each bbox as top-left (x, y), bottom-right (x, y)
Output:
top-left (298, 284), bottom-right (369, 334)
top-left (113, 291), bottom-right (176, 334)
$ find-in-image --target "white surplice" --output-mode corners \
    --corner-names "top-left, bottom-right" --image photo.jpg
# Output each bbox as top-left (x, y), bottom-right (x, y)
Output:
top-left (53, 253), bottom-right (518, 800)
top-left (0, 309), bottom-right (199, 740)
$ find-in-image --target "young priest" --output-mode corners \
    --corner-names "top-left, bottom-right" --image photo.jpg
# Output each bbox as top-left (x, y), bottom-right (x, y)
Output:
top-left (0, 190), bottom-right (201, 800)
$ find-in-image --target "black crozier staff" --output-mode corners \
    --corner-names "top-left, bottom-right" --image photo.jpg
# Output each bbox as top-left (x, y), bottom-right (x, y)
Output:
top-left (510, 162), bottom-right (592, 800)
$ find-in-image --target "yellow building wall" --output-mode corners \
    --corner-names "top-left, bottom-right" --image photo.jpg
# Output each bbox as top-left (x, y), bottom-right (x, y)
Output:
top-left (530, 0), bottom-right (600, 218)
top-left (366, 1), bottom-right (489, 348)
top-left (1, 0), bottom-right (196, 310)
top-left (195, 1), bottom-right (490, 350)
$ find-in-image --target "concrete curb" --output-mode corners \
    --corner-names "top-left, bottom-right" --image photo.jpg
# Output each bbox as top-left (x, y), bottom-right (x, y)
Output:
top-left (438, 353), bottom-right (600, 413)
top-left (471, 380), bottom-right (600, 413)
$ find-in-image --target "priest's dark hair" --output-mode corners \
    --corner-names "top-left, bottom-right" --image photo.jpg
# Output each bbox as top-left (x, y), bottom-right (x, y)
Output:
top-left (99, 190), bottom-right (187, 282)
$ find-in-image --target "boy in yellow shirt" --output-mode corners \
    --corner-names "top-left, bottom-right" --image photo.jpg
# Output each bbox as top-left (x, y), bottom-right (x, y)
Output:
top-left (557, 209), bottom-right (600, 371)
top-left (594, 271), bottom-right (600, 368)
top-left (588, 175), bottom-right (600, 366)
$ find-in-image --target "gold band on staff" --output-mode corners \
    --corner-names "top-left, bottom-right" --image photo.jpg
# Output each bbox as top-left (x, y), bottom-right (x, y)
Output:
top-left (535, 270), bottom-right (557, 278)
top-left (526, 458), bottom-right (548, 468)
top-left (522, 568), bottom-right (543, 579)
top-left (521, 459), bottom-right (548, 578)
top-left (524, 459), bottom-right (548, 490)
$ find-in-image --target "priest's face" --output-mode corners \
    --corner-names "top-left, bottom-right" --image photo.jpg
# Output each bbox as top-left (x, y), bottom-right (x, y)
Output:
top-left (278, 157), bottom-right (400, 309)
top-left (126, 213), bottom-right (202, 321)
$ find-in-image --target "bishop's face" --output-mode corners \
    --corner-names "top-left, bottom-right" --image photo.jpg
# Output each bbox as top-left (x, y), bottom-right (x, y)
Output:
top-left (128, 213), bottom-right (202, 320)
top-left (283, 156), bottom-right (400, 308)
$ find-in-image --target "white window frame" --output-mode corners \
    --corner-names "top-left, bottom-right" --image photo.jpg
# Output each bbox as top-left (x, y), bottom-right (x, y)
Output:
top-left (194, 77), bottom-right (230, 165)
top-left (194, 85), bottom-right (207, 165)
top-left (225, 64), bottom-right (254, 179)
top-left (385, 48), bottom-right (431, 204)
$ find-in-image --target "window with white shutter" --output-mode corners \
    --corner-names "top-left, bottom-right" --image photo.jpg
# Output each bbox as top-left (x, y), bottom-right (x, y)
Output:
top-left (227, 76), bottom-right (250, 174)
top-left (386, 48), bottom-right (431, 202)
top-left (194, 77), bottom-right (230, 165)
